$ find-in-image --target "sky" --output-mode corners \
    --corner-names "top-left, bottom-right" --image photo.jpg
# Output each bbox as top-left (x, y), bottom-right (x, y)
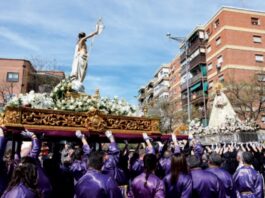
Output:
top-left (1, 0), bottom-right (265, 104)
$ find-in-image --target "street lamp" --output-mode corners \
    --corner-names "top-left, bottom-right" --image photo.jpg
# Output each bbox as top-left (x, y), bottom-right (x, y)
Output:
top-left (167, 33), bottom-right (191, 122)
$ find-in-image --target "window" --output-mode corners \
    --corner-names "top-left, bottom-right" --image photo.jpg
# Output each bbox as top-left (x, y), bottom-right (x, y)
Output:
top-left (216, 37), bottom-right (221, 45)
top-left (217, 56), bottom-right (223, 64)
top-left (251, 17), bottom-right (260, 25)
top-left (207, 45), bottom-right (212, 53)
top-left (258, 74), bottom-right (265, 81)
top-left (208, 63), bottom-right (213, 71)
top-left (255, 54), bottom-right (264, 62)
top-left (253, 35), bottom-right (262, 43)
top-left (214, 19), bottom-right (220, 28)
top-left (219, 75), bottom-right (224, 82)
top-left (209, 81), bottom-right (213, 89)
top-left (261, 116), bottom-right (265, 124)
top-left (6, 72), bottom-right (19, 82)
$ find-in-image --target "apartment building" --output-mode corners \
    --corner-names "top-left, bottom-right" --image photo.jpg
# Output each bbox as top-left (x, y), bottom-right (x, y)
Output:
top-left (138, 64), bottom-right (170, 107)
top-left (169, 55), bottom-right (182, 110)
top-left (179, 27), bottom-right (208, 118)
top-left (0, 58), bottom-right (65, 107)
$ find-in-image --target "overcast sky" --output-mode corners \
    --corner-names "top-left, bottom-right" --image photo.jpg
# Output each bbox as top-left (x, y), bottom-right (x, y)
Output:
top-left (0, 0), bottom-right (264, 104)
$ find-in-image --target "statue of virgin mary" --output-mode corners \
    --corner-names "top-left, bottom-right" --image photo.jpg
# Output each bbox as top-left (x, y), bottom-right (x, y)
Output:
top-left (208, 83), bottom-right (237, 128)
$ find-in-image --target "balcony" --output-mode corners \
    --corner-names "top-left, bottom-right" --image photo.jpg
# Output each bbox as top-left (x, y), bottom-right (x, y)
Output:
top-left (180, 39), bottom-right (206, 62)
top-left (154, 86), bottom-right (169, 97)
top-left (180, 74), bottom-right (207, 91)
top-left (189, 54), bottom-right (206, 70)
top-left (180, 54), bottom-right (206, 76)
top-left (181, 90), bottom-right (208, 105)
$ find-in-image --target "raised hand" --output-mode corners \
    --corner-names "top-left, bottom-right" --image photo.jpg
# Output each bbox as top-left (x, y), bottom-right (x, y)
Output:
top-left (105, 130), bottom-right (115, 143)
top-left (75, 130), bottom-right (85, 139)
top-left (21, 129), bottom-right (35, 138)
top-left (171, 133), bottom-right (177, 144)
top-left (142, 133), bottom-right (150, 141)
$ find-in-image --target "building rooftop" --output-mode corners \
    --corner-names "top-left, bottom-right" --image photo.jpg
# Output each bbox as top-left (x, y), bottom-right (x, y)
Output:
top-left (154, 64), bottom-right (170, 77)
top-left (205, 6), bottom-right (265, 28)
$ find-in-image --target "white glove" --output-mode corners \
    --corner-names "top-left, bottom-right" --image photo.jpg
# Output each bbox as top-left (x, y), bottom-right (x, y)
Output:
top-left (21, 129), bottom-right (35, 138)
top-left (75, 130), bottom-right (85, 139)
top-left (105, 130), bottom-right (115, 142)
top-left (0, 128), bottom-right (4, 137)
top-left (188, 133), bottom-right (193, 140)
top-left (171, 133), bottom-right (177, 143)
top-left (157, 141), bottom-right (164, 148)
top-left (105, 130), bottom-right (113, 139)
top-left (143, 132), bottom-right (152, 141)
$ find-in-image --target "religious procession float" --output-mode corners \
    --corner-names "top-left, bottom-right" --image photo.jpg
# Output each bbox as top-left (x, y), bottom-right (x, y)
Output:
top-left (189, 83), bottom-right (265, 144)
top-left (0, 19), bottom-right (187, 143)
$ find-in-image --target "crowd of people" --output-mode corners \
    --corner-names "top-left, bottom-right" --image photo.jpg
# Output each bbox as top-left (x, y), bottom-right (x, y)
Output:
top-left (0, 127), bottom-right (264, 198)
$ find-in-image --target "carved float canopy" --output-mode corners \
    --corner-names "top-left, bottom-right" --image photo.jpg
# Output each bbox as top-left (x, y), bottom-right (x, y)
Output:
top-left (1, 107), bottom-right (160, 138)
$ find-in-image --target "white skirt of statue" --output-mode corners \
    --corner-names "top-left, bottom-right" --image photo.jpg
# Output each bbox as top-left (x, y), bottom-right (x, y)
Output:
top-left (71, 45), bottom-right (88, 83)
top-left (208, 91), bottom-right (237, 128)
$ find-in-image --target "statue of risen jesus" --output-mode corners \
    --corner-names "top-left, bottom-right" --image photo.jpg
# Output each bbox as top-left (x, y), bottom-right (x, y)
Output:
top-left (70, 27), bottom-right (99, 83)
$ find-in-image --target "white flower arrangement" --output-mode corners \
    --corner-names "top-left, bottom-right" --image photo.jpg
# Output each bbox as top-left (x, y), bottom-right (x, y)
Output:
top-left (7, 91), bottom-right (54, 109)
top-left (6, 81), bottom-right (137, 116)
top-left (188, 117), bottom-right (259, 137)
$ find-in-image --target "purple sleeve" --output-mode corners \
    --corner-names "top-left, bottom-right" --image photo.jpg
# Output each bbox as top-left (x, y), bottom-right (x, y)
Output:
top-left (83, 144), bottom-right (91, 156)
top-left (173, 145), bottom-right (181, 154)
top-left (145, 147), bottom-right (155, 154)
top-left (194, 142), bottom-right (203, 159)
top-left (181, 176), bottom-right (192, 198)
top-left (106, 177), bottom-right (123, 198)
top-left (254, 173), bottom-right (264, 198)
top-left (102, 143), bottom-right (120, 173)
top-left (29, 138), bottom-right (41, 159)
top-left (131, 159), bottom-right (144, 173)
top-left (217, 178), bottom-right (226, 198)
top-left (155, 180), bottom-right (165, 198)
top-left (0, 136), bottom-right (7, 161)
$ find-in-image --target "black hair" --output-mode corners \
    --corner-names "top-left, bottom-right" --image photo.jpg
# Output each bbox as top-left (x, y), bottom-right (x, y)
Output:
top-left (187, 155), bottom-right (201, 169)
top-left (143, 154), bottom-right (157, 187)
top-left (78, 32), bottom-right (86, 40)
top-left (6, 157), bottom-right (40, 197)
top-left (73, 147), bottom-right (83, 161)
top-left (208, 153), bottom-right (223, 167)
top-left (242, 151), bottom-right (254, 165)
top-left (88, 151), bottom-right (104, 171)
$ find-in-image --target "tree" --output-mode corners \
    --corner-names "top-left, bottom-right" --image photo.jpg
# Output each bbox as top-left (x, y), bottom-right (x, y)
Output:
top-left (147, 98), bottom-right (201, 133)
top-left (224, 72), bottom-right (265, 121)
top-left (0, 81), bottom-right (17, 108)
top-left (29, 56), bottom-right (58, 71)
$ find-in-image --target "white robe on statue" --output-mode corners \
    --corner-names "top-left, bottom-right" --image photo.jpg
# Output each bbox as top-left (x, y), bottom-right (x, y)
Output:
top-left (71, 44), bottom-right (88, 83)
top-left (209, 92), bottom-right (237, 128)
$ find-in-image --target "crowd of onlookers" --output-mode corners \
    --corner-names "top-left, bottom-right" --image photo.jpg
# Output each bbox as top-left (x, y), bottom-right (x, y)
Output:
top-left (0, 127), bottom-right (264, 198)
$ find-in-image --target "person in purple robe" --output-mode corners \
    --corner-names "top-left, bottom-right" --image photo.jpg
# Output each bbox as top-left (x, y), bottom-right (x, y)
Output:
top-left (187, 155), bottom-right (226, 198)
top-left (101, 130), bottom-right (126, 185)
top-left (130, 133), bottom-right (155, 177)
top-left (159, 133), bottom-right (181, 176)
top-left (206, 153), bottom-right (234, 198)
top-left (2, 156), bottom-right (40, 198)
top-left (75, 150), bottom-right (123, 198)
top-left (128, 153), bottom-right (165, 198)
top-left (70, 130), bottom-right (91, 182)
top-left (233, 151), bottom-right (264, 198)
top-left (163, 153), bottom-right (192, 198)
top-left (20, 130), bottom-right (52, 198)
top-left (0, 128), bottom-right (7, 196)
